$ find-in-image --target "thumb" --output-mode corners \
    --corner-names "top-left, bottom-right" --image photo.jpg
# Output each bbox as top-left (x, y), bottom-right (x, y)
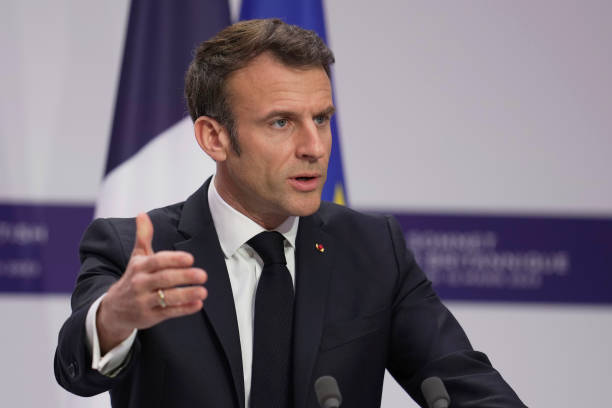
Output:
top-left (132, 212), bottom-right (154, 256)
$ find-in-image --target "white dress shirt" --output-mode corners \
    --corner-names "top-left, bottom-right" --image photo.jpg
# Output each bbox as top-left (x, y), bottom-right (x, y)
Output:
top-left (85, 176), bottom-right (299, 406)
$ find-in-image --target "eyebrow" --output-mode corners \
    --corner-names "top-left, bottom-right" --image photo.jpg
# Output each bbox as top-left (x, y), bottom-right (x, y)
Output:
top-left (261, 105), bottom-right (336, 122)
top-left (262, 110), bottom-right (297, 122)
top-left (317, 106), bottom-right (336, 118)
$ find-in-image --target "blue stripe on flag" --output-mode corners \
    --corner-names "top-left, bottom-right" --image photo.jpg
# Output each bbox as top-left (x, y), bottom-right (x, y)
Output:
top-left (105, 0), bottom-right (231, 175)
top-left (240, 0), bottom-right (348, 205)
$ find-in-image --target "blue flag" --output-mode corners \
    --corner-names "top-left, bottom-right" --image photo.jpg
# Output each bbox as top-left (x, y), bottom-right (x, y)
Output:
top-left (97, 0), bottom-right (231, 217)
top-left (240, 0), bottom-right (349, 205)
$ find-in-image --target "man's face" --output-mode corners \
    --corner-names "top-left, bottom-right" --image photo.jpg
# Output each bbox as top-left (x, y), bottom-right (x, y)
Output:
top-left (215, 53), bottom-right (334, 229)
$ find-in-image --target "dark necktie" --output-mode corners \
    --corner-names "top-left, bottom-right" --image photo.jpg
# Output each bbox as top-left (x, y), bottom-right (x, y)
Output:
top-left (247, 231), bottom-right (294, 408)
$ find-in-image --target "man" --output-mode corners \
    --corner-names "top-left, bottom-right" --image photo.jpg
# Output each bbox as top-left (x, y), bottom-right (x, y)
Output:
top-left (55, 19), bottom-right (525, 408)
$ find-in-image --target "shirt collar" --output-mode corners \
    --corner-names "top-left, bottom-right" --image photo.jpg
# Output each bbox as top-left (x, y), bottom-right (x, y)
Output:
top-left (207, 175), bottom-right (299, 258)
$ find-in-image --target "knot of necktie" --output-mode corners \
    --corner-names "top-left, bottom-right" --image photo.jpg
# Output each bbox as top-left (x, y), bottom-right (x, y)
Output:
top-left (247, 231), bottom-right (287, 266)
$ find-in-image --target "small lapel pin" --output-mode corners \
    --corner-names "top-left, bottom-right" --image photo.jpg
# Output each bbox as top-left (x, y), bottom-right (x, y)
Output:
top-left (315, 243), bottom-right (325, 253)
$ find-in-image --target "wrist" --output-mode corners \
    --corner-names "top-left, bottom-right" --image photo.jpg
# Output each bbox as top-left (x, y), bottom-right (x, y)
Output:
top-left (97, 298), bottom-right (133, 354)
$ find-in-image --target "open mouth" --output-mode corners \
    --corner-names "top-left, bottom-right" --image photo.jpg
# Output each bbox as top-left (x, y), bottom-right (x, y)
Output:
top-left (289, 175), bottom-right (320, 191)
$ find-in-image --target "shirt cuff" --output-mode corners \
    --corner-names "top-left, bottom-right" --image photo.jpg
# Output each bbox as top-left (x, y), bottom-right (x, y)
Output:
top-left (85, 293), bottom-right (137, 377)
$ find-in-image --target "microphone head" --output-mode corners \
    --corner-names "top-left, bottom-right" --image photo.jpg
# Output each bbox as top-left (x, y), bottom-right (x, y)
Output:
top-left (421, 376), bottom-right (450, 408)
top-left (315, 375), bottom-right (342, 408)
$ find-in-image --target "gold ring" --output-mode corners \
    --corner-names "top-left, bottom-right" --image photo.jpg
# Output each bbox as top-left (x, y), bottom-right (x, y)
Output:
top-left (157, 289), bottom-right (167, 308)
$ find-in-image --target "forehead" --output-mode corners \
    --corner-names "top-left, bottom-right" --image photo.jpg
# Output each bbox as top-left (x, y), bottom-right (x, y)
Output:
top-left (225, 53), bottom-right (332, 115)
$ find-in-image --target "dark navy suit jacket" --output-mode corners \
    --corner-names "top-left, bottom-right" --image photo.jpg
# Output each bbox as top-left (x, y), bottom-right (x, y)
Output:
top-left (55, 178), bottom-right (525, 407)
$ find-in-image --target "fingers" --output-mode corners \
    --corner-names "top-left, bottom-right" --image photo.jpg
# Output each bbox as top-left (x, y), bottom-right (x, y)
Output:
top-left (119, 212), bottom-right (207, 326)
top-left (152, 286), bottom-right (208, 310)
top-left (132, 213), bottom-right (154, 257)
top-left (146, 267), bottom-right (207, 291)
top-left (132, 250), bottom-right (194, 273)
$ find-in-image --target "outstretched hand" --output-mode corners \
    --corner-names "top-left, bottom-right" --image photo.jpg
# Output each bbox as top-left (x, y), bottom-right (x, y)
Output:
top-left (97, 213), bottom-right (208, 353)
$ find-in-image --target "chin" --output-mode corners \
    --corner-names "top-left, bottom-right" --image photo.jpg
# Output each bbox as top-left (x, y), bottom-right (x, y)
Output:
top-left (288, 196), bottom-right (322, 217)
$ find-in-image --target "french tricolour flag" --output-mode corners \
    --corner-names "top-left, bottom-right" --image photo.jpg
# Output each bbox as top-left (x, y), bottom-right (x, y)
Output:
top-left (96, 0), bottom-right (231, 218)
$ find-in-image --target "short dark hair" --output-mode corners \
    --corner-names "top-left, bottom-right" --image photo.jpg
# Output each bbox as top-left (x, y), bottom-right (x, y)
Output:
top-left (185, 18), bottom-right (335, 154)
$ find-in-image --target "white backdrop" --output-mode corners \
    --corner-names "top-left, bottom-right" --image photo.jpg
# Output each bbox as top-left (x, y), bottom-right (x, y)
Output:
top-left (1, 1), bottom-right (611, 406)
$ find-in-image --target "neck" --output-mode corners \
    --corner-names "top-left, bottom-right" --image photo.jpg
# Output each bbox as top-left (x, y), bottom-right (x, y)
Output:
top-left (213, 174), bottom-right (288, 230)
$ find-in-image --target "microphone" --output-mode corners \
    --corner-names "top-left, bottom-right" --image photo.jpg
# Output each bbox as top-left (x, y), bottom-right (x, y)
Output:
top-left (421, 376), bottom-right (450, 408)
top-left (315, 375), bottom-right (342, 408)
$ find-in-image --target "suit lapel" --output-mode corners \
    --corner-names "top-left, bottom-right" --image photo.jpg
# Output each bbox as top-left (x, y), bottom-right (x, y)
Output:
top-left (174, 179), bottom-right (245, 408)
top-left (293, 212), bottom-right (335, 408)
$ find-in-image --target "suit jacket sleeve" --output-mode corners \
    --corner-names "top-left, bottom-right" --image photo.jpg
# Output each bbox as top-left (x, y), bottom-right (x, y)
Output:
top-left (384, 215), bottom-right (526, 407)
top-left (54, 217), bottom-right (141, 397)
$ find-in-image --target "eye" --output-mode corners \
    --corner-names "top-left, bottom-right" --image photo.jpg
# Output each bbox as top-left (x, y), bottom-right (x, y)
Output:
top-left (313, 114), bottom-right (329, 126)
top-left (272, 118), bottom-right (289, 128)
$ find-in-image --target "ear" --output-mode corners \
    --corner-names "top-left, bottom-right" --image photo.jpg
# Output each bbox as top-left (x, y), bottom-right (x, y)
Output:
top-left (194, 116), bottom-right (230, 162)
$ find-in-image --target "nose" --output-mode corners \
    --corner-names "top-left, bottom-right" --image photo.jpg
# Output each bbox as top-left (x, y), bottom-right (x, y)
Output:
top-left (296, 122), bottom-right (328, 162)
